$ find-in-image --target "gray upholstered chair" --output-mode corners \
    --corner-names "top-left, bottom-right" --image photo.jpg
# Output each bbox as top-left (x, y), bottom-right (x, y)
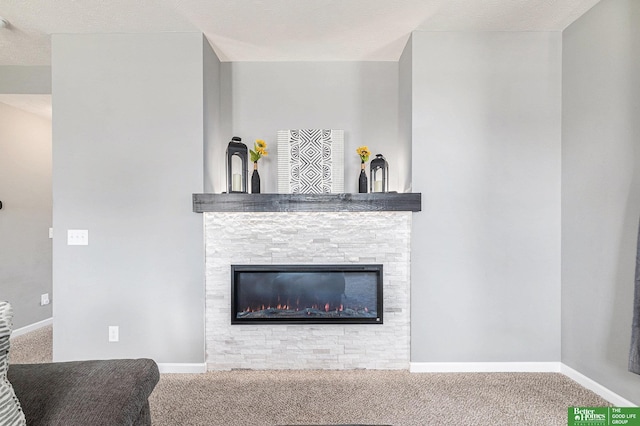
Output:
top-left (1, 301), bottom-right (159, 426)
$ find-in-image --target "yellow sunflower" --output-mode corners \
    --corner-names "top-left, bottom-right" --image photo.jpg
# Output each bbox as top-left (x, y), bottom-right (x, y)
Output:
top-left (250, 140), bottom-right (268, 163)
top-left (356, 146), bottom-right (371, 163)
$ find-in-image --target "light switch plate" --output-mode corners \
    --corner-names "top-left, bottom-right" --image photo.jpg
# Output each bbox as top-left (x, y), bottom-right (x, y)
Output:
top-left (67, 229), bottom-right (88, 245)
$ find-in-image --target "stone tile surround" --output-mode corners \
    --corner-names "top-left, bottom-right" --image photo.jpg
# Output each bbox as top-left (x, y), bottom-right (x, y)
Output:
top-left (205, 211), bottom-right (411, 370)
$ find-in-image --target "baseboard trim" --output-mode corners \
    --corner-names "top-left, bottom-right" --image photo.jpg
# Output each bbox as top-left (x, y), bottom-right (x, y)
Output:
top-left (409, 362), bottom-right (636, 406)
top-left (157, 363), bottom-right (207, 374)
top-left (11, 317), bottom-right (53, 339)
top-left (560, 364), bottom-right (637, 407)
top-left (409, 362), bottom-right (562, 373)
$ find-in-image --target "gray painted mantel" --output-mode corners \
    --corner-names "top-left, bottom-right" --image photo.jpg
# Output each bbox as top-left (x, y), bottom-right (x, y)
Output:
top-left (192, 193), bottom-right (422, 213)
top-left (198, 193), bottom-right (421, 370)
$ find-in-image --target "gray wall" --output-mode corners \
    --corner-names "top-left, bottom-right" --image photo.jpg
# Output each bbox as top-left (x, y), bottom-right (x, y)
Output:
top-left (208, 62), bottom-right (406, 194)
top-left (398, 36), bottom-right (413, 193)
top-left (51, 33), bottom-right (205, 363)
top-left (203, 37), bottom-right (230, 193)
top-left (562, 0), bottom-right (640, 404)
top-left (0, 66), bottom-right (51, 94)
top-left (410, 31), bottom-right (562, 362)
top-left (0, 102), bottom-right (52, 328)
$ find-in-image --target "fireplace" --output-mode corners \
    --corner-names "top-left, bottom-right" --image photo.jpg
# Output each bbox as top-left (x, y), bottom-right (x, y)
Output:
top-left (231, 264), bottom-right (383, 324)
top-left (205, 211), bottom-right (411, 370)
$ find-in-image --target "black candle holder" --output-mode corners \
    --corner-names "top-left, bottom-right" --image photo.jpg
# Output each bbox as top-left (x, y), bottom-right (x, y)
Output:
top-left (370, 154), bottom-right (389, 193)
top-left (226, 137), bottom-right (248, 193)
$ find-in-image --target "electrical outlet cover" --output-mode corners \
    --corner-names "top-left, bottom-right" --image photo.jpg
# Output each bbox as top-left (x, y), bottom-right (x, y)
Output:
top-left (108, 326), bottom-right (119, 342)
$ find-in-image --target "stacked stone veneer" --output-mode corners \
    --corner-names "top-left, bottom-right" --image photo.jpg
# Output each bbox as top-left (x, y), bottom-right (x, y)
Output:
top-left (205, 211), bottom-right (411, 370)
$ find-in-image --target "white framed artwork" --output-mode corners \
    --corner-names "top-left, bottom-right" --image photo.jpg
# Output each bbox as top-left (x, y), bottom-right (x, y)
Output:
top-left (277, 129), bottom-right (344, 194)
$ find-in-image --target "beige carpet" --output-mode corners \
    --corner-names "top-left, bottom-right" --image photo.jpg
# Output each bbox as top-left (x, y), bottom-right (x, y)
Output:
top-left (10, 325), bottom-right (611, 425)
top-left (9, 325), bottom-right (52, 364)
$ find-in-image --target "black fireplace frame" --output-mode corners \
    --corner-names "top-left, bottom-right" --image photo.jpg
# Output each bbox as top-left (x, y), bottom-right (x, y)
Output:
top-left (231, 264), bottom-right (383, 325)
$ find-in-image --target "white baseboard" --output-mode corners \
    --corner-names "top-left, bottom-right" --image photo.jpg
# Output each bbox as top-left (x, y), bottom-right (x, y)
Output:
top-left (157, 363), bottom-right (207, 374)
top-left (409, 362), bottom-right (561, 373)
top-left (11, 317), bottom-right (53, 339)
top-left (409, 361), bottom-right (637, 406)
top-left (560, 364), bottom-right (637, 407)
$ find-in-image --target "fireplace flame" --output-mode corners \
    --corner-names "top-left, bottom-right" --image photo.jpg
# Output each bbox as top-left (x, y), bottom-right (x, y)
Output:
top-left (241, 302), bottom-right (378, 319)
top-left (241, 290), bottom-right (377, 318)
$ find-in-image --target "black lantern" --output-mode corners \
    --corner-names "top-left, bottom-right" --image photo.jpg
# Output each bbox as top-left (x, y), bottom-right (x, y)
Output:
top-left (370, 154), bottom-right (389, 193)
top-left (226, 137), bottom-right (248, 193)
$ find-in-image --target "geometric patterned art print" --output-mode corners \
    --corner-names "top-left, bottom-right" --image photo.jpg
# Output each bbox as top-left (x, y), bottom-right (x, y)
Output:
top-left (277, 129), bottom-right (344, 194)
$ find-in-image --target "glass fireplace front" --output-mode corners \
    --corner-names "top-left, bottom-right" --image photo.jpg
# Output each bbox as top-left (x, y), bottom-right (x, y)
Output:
top-left (231, 264), bottom-right (383, 325)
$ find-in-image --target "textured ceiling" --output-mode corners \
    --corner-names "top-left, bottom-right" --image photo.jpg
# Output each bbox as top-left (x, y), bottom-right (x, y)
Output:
top-left (0, 95), bottom-right (52, 119)
top-left (0, 0), bottom-right (601, 65)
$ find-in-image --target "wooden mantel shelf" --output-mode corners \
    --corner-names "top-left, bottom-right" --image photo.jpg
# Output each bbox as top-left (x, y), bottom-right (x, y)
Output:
top-left (192, 193), bottom-right (422, 213)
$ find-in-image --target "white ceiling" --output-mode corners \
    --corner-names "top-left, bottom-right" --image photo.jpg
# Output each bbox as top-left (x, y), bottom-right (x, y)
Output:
top-left (0, 0), bottom-right (600, 65)
top-left (0, 95), bottom-right (52, 119)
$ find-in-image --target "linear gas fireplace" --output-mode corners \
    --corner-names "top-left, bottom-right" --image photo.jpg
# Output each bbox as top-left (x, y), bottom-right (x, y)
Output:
top-left (231, 264), bottom-right (383, 324)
